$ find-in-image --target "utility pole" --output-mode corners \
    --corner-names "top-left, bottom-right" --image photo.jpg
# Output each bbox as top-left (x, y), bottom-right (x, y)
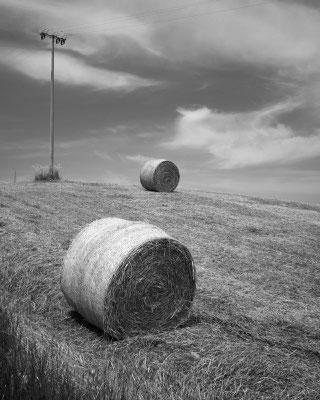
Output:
top-left (40, 29), bottom-right (66, 175)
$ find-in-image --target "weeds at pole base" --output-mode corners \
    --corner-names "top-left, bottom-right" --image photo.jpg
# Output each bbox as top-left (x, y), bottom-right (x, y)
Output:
top-left (33, 164), bottom-right (62, 181)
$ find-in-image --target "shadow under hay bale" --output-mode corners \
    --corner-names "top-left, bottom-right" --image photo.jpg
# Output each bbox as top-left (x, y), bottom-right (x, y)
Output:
top-left (140, 159), bottom-right (180, 192)
top-left (67, 310), bottom-right (111, 339)
top-left (61, 218), bottom-right (196, 340)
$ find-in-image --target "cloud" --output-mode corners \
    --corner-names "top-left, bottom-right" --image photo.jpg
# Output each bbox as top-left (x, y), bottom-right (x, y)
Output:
top-left (163, 101), bottom-right (320, 169)
top-left (3, 1), bottom-right (320, 72)
top-left (3, 0), bottom-right (320, 90)
top-left (1, 47), bottom-right (158, 91)
top-left (123, 154), bottom-right (153, 164)
top-left (0, 0), bottom-right (155, 55)
top-left (94, 150), bottom-right (113, 161)
top-left (151, 1), bottom-right (320, 72)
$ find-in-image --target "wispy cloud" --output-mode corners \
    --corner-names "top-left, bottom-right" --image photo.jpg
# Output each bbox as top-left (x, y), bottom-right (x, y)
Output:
top-left (3, 1), bottom-right (320, 91)
top-left (151, 1), bottom-right (320, 72)
top-left (164, 100), bottom-right (320, 169)
top-left (0, 0), bottom-right (155, 55)
top-left (123, 154), bottom-right (153, 165)
top-left (1, 47), bottom-right (159, 91)
top-left (94, 150), bottom-right (113, 161)
top-left (0, 141), bottom-right (47, 151)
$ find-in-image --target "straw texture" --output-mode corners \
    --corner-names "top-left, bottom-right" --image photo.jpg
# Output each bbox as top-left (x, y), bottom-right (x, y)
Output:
top-left (140, 159), bottom-right (180, 192)
top-left (61, 218), bottom-right (196, 339)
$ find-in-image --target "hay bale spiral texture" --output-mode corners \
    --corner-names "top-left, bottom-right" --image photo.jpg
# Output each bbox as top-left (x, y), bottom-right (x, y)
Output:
top-left (61, 218), bottom-right (196, 339)
top-left (140, 159), bottom-right (180, 192)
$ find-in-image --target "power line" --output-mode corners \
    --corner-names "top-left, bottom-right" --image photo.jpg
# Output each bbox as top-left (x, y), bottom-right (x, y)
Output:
top-left (3, 1), bottom-right (275, 79)
top-left (69, 1), bottom-right (275, 36)
top-left (56, 0), bottom-right (227, 32)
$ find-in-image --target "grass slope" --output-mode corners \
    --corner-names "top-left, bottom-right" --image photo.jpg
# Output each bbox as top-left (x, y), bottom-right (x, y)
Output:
top-left (0, 181), bottom-right (320, 399)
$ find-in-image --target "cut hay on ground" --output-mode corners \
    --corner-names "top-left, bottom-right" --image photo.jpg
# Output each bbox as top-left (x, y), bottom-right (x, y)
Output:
top-left (140, 159), bottom-right (180, 192)
top-left (61, 218), bottom-right (196, 339)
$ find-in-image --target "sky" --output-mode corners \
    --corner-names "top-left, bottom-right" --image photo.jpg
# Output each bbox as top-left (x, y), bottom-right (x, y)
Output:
top-left (1, 0), bottom-right (320, 204)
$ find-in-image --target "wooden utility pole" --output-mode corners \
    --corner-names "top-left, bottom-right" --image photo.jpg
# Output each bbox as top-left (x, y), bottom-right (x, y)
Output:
top-left (39, 30), bottom-right (66, 174)
top-left (50, 35), bottom-right (55, 174)
top-left (14, 170), bottom-right (16, 183)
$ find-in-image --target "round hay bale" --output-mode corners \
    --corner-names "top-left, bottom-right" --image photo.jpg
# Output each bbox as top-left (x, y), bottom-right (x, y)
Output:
top-left (61, 218), bottom-right (196, 339)
top-left (140, 159), bottom-right (180, 192)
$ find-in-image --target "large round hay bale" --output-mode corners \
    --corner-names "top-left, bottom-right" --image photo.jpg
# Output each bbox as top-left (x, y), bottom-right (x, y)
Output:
top-left (140, 159), bottom-right (180, 192)
top-left (61, 218), bottom-right (196, 339)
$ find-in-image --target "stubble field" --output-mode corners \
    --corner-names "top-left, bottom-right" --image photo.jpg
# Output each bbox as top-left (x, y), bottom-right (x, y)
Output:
top-left (0, 181), bottom-right (320, 399)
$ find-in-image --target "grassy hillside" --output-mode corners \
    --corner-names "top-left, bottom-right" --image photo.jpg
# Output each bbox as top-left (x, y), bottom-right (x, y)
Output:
top-left (0, 181), bottom-right (320, 399)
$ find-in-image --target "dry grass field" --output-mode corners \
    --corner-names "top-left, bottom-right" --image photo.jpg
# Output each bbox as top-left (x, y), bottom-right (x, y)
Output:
top-left (0, 180), bottom-right (320, 399)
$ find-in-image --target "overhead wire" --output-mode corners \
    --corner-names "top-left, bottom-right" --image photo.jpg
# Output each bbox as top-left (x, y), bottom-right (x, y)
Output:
top-left (54, 0), bottom-right (228, 32)
top-left (3, 1), bottom-right (275, 73)
top-left (68, 0), bottom-right (275, 37)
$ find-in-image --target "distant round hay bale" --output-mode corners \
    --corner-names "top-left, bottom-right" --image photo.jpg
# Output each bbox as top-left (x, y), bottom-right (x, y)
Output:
top-left (140, 159), bottom-right (180, 192)
top-left (61, 218), bottom-right (196, 339)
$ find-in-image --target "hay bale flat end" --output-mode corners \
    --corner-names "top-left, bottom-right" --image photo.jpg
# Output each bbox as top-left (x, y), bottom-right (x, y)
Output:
top-left (61, 218), bottom-right (196, 339)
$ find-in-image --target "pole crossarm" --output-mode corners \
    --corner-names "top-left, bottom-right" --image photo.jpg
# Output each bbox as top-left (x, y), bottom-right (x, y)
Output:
top-left (40, 29), bottom-right (67, 45)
